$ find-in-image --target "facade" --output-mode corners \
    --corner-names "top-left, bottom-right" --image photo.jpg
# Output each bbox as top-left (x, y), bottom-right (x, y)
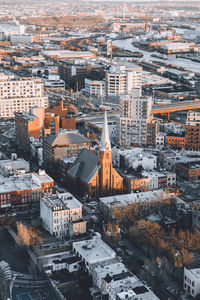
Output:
top-left (184, 267), bottom-right (200, 298)
top-left (43, 74), bottom-right (65, 89)
top-left (0, 170), bottom-right (54, 209)
top-left (117, 90), bottom-right (152, 146)
top-left (40, 192), bottom-right (86, 238)
top-left (156, 132), bottom-right (167, 148)
top-left (15, 111), bottom-right (42, 150)
top-left (67, 111), bottom-right (123, 198)
top-left (15, 108), bottom-right (60, 150)
top-left (44, 113), bottom-right (60, 136)
top-left (84, 78), bottom-right (105, 97)
top-left (123, 171), bottom-right (176, 193)
top-left (146, 118), bottom-right (160, 146)
top-left (185, 111), bottom-right (200, 150)
top-left (106, 64), bottom-right (142, 96)
top-left (0, 77), bottom-right (48, 118)
top-left (165, 134), bottom-right (185, 147)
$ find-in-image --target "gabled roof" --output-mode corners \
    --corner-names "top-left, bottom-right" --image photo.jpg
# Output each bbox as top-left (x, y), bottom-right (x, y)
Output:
top-left (67, 149), bottom-right (99, 183)
top-left (44, 130), bottom-right (89, 146)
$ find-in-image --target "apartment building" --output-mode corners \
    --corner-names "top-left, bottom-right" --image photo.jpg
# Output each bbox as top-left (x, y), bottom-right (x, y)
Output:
top-left (185, 111), bottom-right (200, 150)
top-left (0, 77), bottom-right (48, 118)
top-left (73, 235), bottom-right (159, 300)
top-left (40, 192), bottom-right (86, 238)
top-left (117, 89), bottom-right (152, 146)
top-left (15, 107), bottom-right (59, 151)
top-left (58, 60), bottom-right (104, 91)
top-left (184, 267), bottom-right (200, 298)
top-left (106, 64), bottom-right (142, 96)
top-left (146, 118), bottom-right (160, 146)
top-left (165, 133), bottom-right (185, 147)
top-left (100, 190), bottom-right (169, 219)
top-left (84, 78), bottom-right (105, 97)
top-left (0, 170), bottom-right (54, 209)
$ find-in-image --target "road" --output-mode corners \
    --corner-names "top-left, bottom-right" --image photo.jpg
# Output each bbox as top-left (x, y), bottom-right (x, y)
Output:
top-left (120, 238), bottom-right (181, 300)
top-left (152, 100), bottom-right (200, 114)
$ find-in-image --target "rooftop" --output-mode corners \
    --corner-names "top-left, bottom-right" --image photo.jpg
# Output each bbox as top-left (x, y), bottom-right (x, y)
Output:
top-left (44, 130), bottom-right (90, 146)
top-left (42, 192), bottom-right (81, 211)
top-left (0, 171), bottom-right (53, 194)
top-left (42, 50), bottom-right (95, 59)
top-left (100, 190), bottom-right (169, 208)
top-left (187, 268), bottom-right (200, 279)
top-left (15, 111), bottom-right (39, 122)
top-left (73, 236), bottom-right (116, 265)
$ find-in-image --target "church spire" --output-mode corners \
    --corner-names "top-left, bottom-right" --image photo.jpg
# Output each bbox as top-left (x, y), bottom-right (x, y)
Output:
top-left (100, 110), bottom-right (111, 151)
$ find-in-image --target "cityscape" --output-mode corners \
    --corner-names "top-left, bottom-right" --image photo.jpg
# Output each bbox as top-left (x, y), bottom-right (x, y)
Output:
top-left (1, 0), bottom-right (200, 299)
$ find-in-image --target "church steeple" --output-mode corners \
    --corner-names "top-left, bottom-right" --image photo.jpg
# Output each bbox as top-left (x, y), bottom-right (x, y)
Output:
top-left (100, 110), bottom-right (111, 151)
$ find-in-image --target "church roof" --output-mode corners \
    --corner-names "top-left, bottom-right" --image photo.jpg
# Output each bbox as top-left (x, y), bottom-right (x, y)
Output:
top-left (100, 110), bottom-right (111, 151)
top-left (67, 149), bottom-right (100, 183)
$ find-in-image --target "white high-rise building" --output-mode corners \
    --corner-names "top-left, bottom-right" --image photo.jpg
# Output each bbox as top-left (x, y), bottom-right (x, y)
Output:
top-left (0, 77), bottom-right (48, 118)
top-left (117, 89), bottom-right (152, 146)
top-left (106, 64), bottom-right (142, 96)
top-left (84, 78), bottom-right (105, 97)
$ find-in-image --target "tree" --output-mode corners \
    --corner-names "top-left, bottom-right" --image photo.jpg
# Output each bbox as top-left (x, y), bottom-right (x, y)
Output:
top-left (16, 223), bottom-right (43, 246)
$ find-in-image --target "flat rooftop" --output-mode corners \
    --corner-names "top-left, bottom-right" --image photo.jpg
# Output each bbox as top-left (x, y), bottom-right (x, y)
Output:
top-left (100, 190), bottom-right (169, 208)
top-left (0, 171), bottom-right (53, 194)
top-left (42, 192), bottom-right (81, 211)
top-left (42, 50), bottom-right (96, 59)
top-left (73, 236), bottom-right (116, 265)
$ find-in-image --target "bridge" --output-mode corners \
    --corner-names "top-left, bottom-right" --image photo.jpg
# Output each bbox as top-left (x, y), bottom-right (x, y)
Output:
top-left (152, 100), bottom-right (200, 120)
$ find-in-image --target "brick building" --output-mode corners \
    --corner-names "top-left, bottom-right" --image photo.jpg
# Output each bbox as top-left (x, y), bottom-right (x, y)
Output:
top-left (165, 133), bottom-right (185, 148)
top-left (185, 111), bottom-right (200, 150)
top-left (146, 118), bottom-right (160, 146)
top-left (15, 107), bottom-right (60, 150)
top-left (0, 170), bottom-right (54, 209)
top-left (176, 161), bottom-right (200, 181)
top-left (15, 111), bottom-right (41, 150)
top-left (43, 130), bottom-right (91, 171)
top-left (46, 100), bottom-right (76, 130)
top-left (67, 111), bottom-right (123, 198)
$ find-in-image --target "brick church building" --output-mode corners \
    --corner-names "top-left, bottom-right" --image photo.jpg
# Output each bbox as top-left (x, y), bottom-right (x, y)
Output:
top-left (66, 111), bottom-right (123, 198)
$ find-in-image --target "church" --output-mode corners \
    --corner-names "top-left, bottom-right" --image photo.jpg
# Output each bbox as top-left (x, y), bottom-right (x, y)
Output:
top-left (66, 111), bottom-right (123, 198)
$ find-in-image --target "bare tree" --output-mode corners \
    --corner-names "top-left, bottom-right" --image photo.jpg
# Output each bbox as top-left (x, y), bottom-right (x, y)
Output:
top-left (16, 223), bottom-right (43, 246)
